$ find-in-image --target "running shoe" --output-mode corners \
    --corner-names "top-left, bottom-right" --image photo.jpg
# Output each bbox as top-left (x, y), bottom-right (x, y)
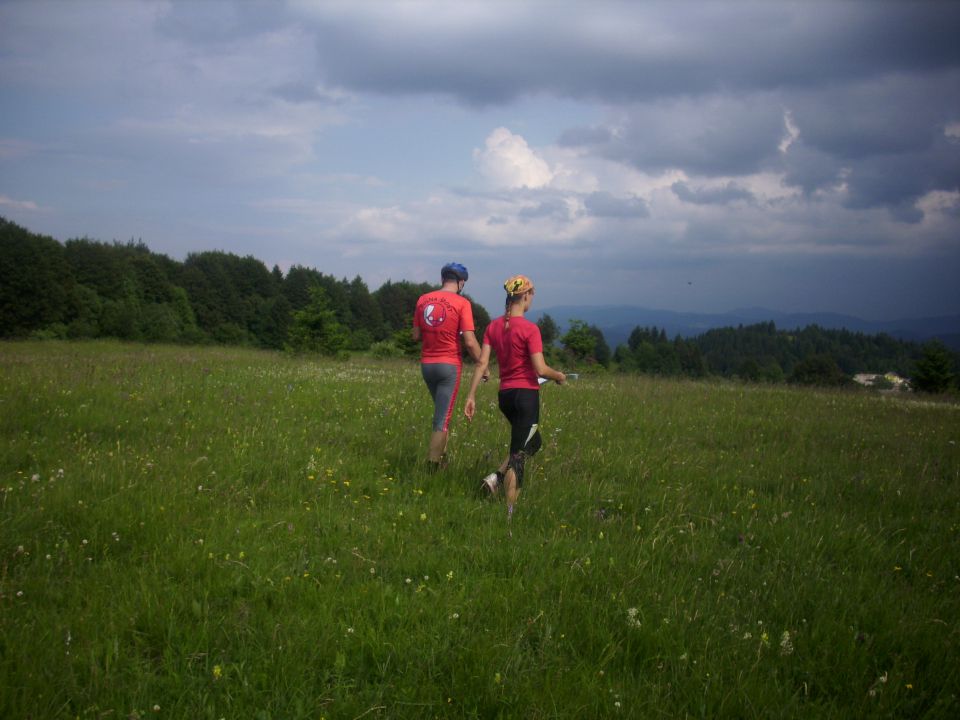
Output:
top-left (481, 472), bottom-right (500, 495)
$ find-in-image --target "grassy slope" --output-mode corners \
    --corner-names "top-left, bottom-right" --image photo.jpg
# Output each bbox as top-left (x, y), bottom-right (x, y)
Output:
top-left (1, 341), bottom-right (958, 719)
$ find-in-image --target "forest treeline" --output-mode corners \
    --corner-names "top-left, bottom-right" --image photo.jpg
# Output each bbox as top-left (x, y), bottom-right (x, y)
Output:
top-left (604, 322), bottom-right (956, 391)
top-left (0, 217), bottom-right (489, 356)
top-left (2, 217), bottom-right (956, 391)
top-left (533, 314), bottom-right (956, 392)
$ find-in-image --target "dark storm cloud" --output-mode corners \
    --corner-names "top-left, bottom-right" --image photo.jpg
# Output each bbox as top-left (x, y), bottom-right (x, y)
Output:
top-left (556, 125), bottom-right (613, 146)
top-left (778, 108), bottom-right (960, 221)
top-left (293, 1), bottom-right (960, 104)
top-left (565, 71), bottom-right (960, 220)
top-left (155, 0), bottom-right (287, 44)
top-left (518, 199), bottom-right (570, 222)
top-left (780, 143), bottom-right (843, 197)
top-left (561, 95), bottom-right (788, 176)
top-left (840, 136), bottom-right (960, 223)
top-left (789, 74), bottom-right (957, 160)
top-left (777, 71), bottom-right (960, 219)
top-left (671, 182), bottom-right (755, 206)
top-left (584, 191), bottom-right (649, 218)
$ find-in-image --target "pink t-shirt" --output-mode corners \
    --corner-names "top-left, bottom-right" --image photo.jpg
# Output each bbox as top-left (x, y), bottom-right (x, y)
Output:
top-left (483, 315), bottom-right (543, 390)
top-left (414, 291), bottom-right (475, 365)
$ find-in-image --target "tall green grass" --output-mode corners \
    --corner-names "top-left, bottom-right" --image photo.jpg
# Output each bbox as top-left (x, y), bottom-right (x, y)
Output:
top-left (1, 341), bottom-right (958, 718)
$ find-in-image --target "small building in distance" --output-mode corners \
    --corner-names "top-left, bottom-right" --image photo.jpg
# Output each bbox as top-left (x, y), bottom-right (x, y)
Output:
top-left (852, 372), bottom-right (910, 391)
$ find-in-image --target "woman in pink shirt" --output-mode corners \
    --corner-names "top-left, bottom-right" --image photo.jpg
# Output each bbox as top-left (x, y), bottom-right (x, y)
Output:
top-left (464, 275), bottom-right (565, 520)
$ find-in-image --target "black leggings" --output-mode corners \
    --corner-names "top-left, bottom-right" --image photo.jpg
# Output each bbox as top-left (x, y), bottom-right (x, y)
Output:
top-left (498, 388), bottom-right (542, 486)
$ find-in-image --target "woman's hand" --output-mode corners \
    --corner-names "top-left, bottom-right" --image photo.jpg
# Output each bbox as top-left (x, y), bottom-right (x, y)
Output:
top-left (464, 396), bottom-right (476, 420)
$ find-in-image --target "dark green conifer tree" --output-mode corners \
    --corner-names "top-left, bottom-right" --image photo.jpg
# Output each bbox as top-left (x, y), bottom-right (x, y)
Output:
top-left (912, 340), bottom-right (955, 393)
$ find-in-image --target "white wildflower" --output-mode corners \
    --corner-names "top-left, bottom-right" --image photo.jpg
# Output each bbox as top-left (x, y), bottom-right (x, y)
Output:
top-left (779, 630), bottom-right (794, 656)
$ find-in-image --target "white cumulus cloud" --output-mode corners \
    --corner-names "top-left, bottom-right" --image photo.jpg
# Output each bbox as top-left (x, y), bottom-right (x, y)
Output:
top-left (474, 127), bottom-right (554, 189)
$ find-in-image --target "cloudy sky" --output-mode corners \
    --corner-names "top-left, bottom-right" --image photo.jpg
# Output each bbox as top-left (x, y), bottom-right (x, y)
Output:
top-left (1, 0), bottom-right (958, 320)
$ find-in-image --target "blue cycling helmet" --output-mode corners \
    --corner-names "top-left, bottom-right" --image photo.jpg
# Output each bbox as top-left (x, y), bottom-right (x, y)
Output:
top-left (441, 262), bottom-right (469, 282)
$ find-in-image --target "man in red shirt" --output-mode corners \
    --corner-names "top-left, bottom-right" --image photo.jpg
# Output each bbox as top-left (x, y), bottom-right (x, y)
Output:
top-left (413, 262), bottom-right (482, 468)
top-left (464, 274), bottom-right (565, 520)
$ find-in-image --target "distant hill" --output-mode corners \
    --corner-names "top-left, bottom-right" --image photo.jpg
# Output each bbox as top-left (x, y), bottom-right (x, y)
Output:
top-left (532, 305), bottom-right (960, 350)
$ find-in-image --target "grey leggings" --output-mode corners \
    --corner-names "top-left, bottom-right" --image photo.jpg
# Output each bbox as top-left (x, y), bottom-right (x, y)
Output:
top-left (421, 362), bottom-right (461, 432)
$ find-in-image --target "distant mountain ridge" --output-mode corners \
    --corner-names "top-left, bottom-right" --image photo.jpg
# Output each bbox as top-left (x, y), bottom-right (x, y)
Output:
top-left (532, 305), bottom-right (960, 351)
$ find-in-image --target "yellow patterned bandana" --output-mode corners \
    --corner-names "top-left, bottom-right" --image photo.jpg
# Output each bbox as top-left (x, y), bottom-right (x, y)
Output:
top-left (503, 275), bottom-right (534, 296)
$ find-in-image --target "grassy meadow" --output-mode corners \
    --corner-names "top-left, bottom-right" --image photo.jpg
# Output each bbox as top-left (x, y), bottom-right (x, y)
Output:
top-left (1, 340), bottom-right (958, 719)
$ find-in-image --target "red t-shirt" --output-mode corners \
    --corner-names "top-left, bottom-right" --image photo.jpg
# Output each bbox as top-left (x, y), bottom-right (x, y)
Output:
top-left (483, 315), bottom-right (543, 390)
top-left (414, 291), bottom-right (475, 366)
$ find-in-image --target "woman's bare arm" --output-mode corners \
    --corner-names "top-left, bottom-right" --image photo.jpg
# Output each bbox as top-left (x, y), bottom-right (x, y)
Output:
top-left (530, 352), bottom-right (566, 384)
